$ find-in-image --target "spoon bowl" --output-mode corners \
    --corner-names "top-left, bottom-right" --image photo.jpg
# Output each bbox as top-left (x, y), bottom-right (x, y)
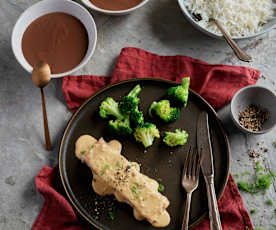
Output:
top-left (32, 61), bottom-right (52, 151)
top-left (32, 61), bottom-right (51, 88)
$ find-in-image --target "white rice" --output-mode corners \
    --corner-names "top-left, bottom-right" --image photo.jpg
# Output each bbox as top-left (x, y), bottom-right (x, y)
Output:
top-left (184, 0), bottom-right (275, 37)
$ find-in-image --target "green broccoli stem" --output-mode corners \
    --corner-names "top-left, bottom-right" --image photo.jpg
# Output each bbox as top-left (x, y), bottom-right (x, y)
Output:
top-left (141, 132), bottom-right (153, 148)
top-left (182, 77), bottom-right (190, 88)
top-left (128, 85), bottom-right (141, 97)
top-left (148, 101), bottom-right (157, 117)
top-left (111, 107), bottom-right (124, 120)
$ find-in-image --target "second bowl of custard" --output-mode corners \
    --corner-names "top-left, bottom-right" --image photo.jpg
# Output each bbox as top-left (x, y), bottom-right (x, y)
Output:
top-left (12, 0), bottom-right (97, 78)
top-left (81, 0), bottom-right (150, 15)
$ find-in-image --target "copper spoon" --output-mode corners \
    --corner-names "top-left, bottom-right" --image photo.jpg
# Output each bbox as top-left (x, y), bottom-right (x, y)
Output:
top-left (210, 18), bottom-right (252, 62)
top-left (32, 61), bottom-right (52, 150)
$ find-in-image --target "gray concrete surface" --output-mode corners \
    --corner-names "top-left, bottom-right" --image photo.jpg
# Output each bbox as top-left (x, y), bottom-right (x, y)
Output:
top-left (1, 0), bottom-right (276, 229)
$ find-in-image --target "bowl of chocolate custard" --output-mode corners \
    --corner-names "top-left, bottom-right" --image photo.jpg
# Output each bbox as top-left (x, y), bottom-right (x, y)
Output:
top-left (81, 0), bottom-right (150, 15)
top-left (12, 0), bottom-right (97, 78)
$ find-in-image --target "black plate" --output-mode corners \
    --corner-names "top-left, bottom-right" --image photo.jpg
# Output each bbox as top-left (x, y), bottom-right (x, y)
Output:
top-left (59, 78), bottom-right (230, 230)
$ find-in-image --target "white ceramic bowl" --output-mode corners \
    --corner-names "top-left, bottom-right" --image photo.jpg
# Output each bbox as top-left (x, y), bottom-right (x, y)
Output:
top-left (177, 0), bottom-right (276, 40)
top-left (11, 0), bottom-right (97, 78)
top-left (81, 0), bottom-right (150, 16)
top-left (231, 85), bottom-right (276, 134)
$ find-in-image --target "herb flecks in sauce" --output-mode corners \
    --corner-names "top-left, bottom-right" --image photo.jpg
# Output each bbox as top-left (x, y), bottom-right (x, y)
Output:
top-left (116, 161), bottom-right (123, 169)
top-left (131, 183), bottom-right (143, 199)
top-left (100, 164), bottom-right (110, 176)
top-left (80, 150), bottom-right (86, 155)
top-left (133, 164), bottom-right (139, 170)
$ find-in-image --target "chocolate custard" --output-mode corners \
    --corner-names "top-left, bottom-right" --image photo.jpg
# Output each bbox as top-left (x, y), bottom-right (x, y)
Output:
top-left (90, 0), bottom-right (143, 11)
top-left (22, 13), bottom-right (88, 74)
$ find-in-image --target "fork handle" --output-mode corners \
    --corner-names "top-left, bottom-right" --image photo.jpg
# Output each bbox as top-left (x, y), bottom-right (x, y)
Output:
top-left (205, 175), bottom-right (222, 230)
top-left (181, 192), bottom-right (192, 230)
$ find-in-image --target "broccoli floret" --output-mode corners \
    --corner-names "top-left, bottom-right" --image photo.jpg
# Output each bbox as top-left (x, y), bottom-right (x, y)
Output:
top-left (108, 117), bottom-right (133, 136)
top-left (99, 97), bottom-right (124, 120)
top-left (130, 109), bottom-right (144, 127)
top-left (148, 100), bottom-right (180, 123)
top-left (119, 85), bottom-right (142, 115)
top-left (133, 122), bottom-right (160, 148)
top-left (119, 96), bottom-right (140, 115)
top-left (167, 77), bottom-right (190, 107)
top-left (163, 129), bottom-right (189, 147)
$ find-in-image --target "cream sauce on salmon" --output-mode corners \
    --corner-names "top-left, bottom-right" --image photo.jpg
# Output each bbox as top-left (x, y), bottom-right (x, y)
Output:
top-left (75, 135), bottom-right (170, 227)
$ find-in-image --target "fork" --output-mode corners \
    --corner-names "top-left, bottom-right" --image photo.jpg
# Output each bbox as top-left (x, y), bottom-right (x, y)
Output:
top-left (181, 147), bottom-right (201, 230)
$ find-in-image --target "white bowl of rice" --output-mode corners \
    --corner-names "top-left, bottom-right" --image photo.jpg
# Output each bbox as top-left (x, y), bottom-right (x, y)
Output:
top-left (178, 0), bottom-right (276, 39)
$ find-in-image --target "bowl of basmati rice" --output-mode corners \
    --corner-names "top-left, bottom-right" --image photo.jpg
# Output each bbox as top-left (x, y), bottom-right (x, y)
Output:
top-left (178, 0), bottom-right (276, 39)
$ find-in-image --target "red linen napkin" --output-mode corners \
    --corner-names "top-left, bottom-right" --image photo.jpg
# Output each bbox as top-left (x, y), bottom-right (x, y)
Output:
top-left (33, 47), bottom-right (260, 230)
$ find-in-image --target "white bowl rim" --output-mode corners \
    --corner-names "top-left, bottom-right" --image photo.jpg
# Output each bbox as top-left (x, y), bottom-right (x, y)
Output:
top-left (177, 0), bottom-right (276, 40)
top-left (80, 0), bottom-right (150, 14)
top-left (11, 0), bottom-right (97, 78)
top-left (230, 85), bottom-right (276, 134)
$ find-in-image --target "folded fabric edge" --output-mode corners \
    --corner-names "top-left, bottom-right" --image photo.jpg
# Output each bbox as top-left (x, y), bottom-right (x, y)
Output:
top-left (118, 47), bottom-right (261, 75)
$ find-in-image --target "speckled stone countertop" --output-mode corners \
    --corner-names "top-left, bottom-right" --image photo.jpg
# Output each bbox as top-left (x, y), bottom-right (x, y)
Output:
top-left (0, 0), bottom-right (276, 229)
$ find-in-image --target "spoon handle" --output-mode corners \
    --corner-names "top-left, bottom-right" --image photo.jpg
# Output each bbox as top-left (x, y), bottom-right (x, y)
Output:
top-left (40, 88), bottom-right (52, 151)
top-left (212, 19), bottom-right (252, 62)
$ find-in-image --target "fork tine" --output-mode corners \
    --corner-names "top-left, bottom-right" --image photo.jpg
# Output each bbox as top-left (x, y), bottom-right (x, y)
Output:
top-left (181, 147), bottom-right (200, 230)
top-left (192, 148), bottom-right (198, 179)
top-left (187, 147), bottom-right (193, 178)
top-left (183, 146), bottom-right (191, 177)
